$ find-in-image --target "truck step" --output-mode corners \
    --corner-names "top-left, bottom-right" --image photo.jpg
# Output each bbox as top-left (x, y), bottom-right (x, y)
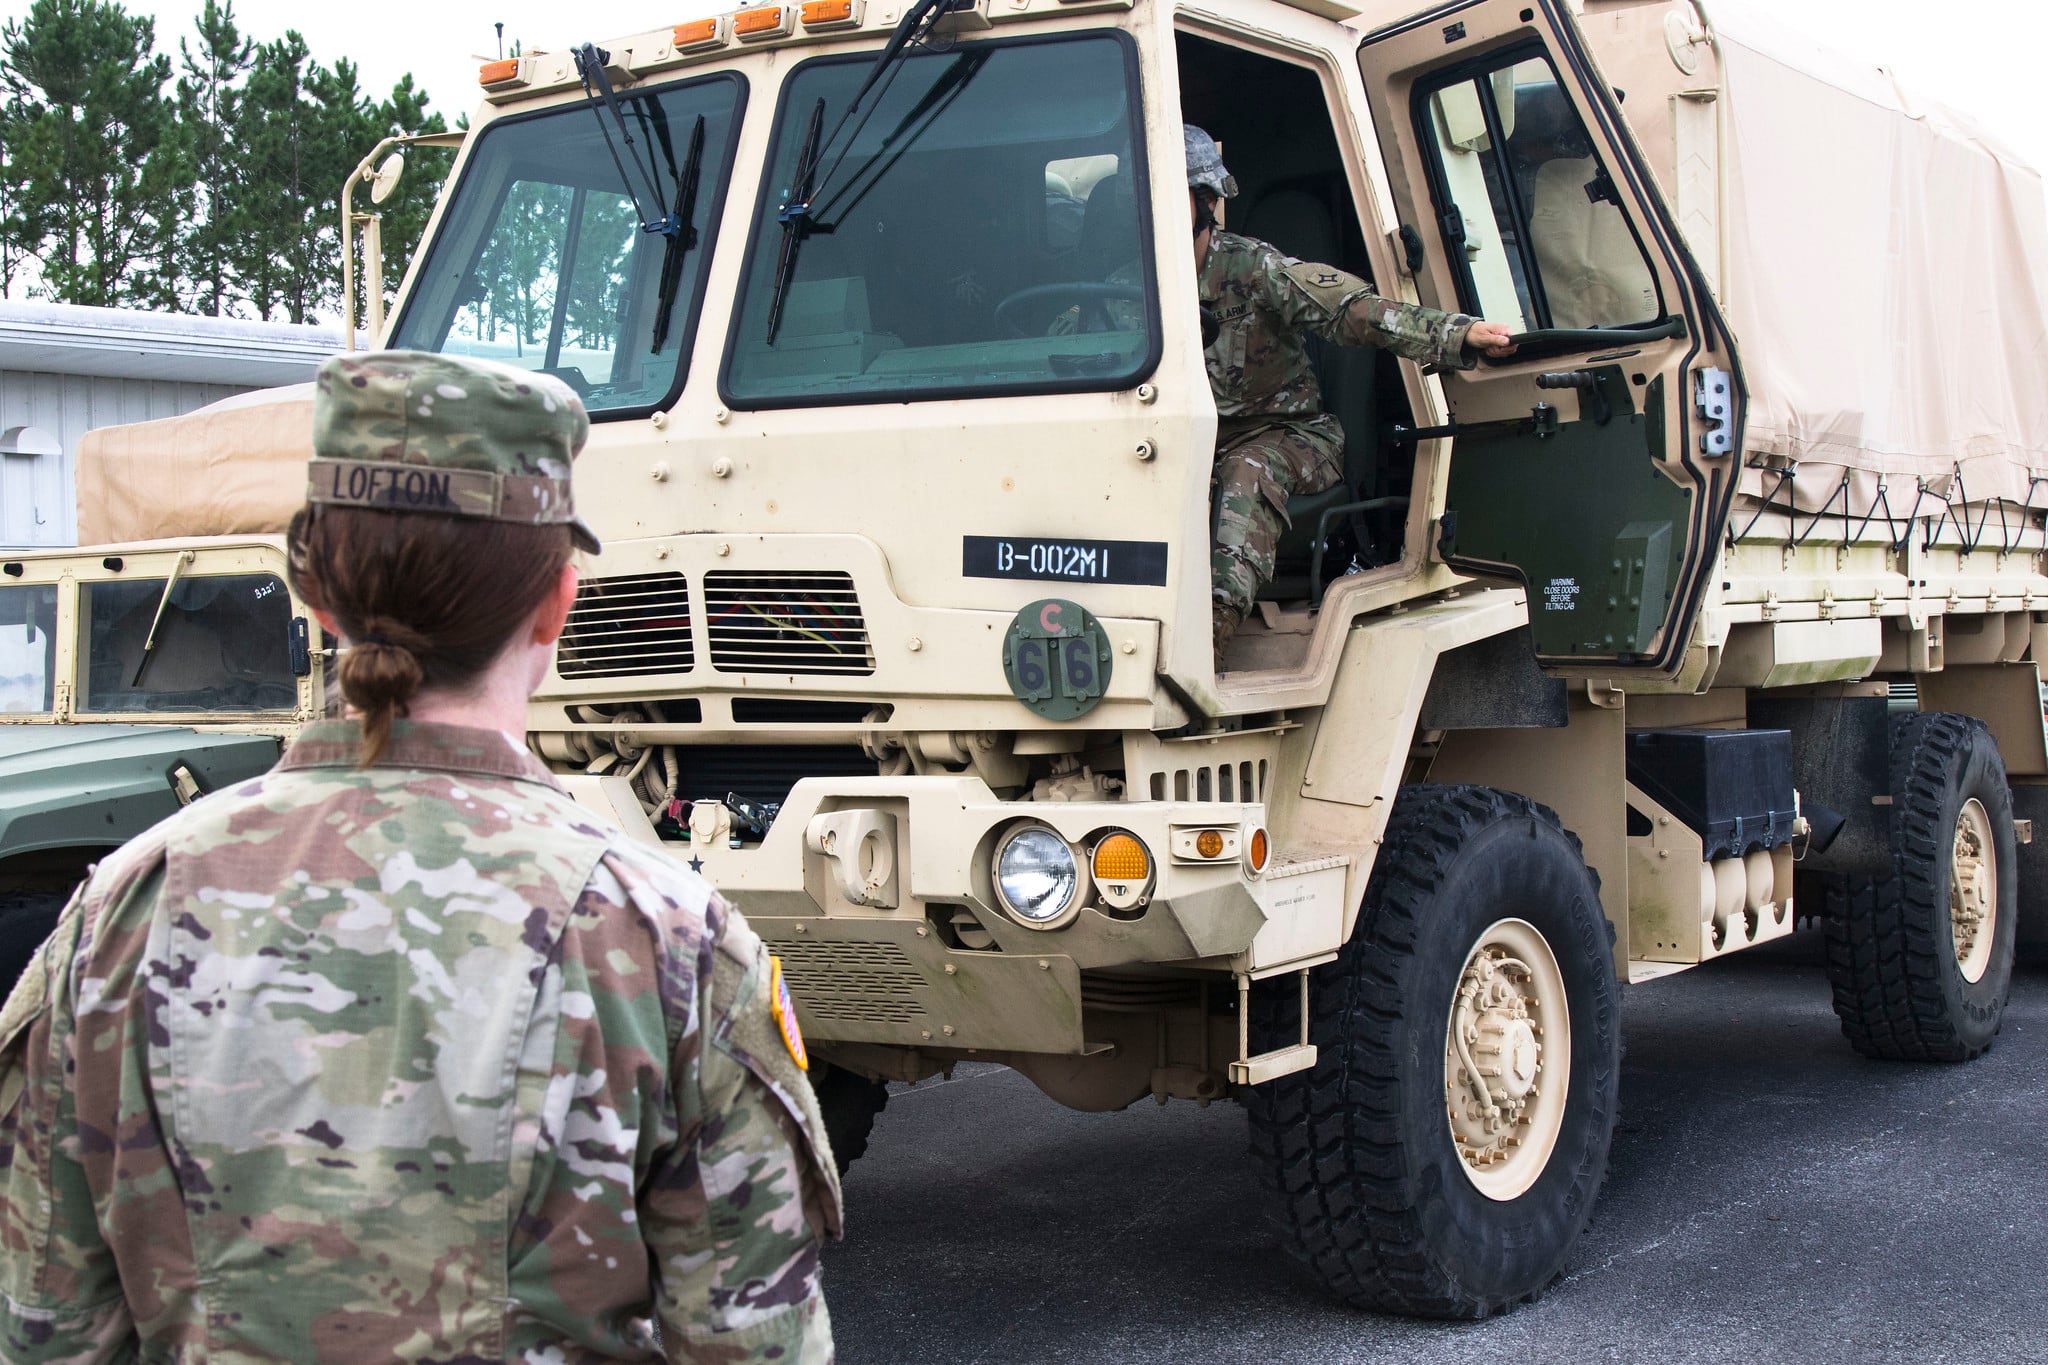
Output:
top-left (1230, 1042), bottom-right (1317, 1086)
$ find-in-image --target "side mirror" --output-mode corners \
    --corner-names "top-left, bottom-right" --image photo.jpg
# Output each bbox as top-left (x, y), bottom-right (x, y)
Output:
top-left (369, 151), bottom-right (406, 205)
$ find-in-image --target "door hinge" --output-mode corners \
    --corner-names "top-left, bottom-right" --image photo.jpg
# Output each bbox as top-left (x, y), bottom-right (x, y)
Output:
top-left (1694, 367), bottom-right (1734, 456)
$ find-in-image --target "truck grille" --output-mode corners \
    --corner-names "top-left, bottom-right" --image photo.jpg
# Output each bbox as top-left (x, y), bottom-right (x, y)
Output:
top-left (767, 939), bottom-right (926, 1025)
top-left (704, 571), bottom-right (874, 676)
top-left (1146, 758), bottom-right (1269, 803)
top-left (558, 572), bottom-right (694, 678)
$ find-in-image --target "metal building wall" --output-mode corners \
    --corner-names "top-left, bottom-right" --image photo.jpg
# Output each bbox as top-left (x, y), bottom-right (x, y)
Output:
top-left (0, 368), bottom-right (241, 549)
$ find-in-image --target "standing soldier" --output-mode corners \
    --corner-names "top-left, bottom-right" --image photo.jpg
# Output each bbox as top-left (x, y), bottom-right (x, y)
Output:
top-left (0, 352), bottom-right (841, 1362)
top-left (1185, 124), bottom-right (1519, 658)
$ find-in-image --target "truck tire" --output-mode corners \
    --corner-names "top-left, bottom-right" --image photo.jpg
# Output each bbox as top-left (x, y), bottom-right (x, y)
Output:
top-left (0, 891), bottom-right (67, 1000)
top-left (1822, 711), bottom-right (2016, 1061)
top-left (811, 1063), bottom-right (888, 1175)
top-left (1245, 785), bottom-right (1620, 1318)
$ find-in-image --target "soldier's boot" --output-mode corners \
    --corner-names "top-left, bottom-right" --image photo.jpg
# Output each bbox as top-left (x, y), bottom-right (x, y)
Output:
top-left (1213, 602), bottom-right (1244, 666)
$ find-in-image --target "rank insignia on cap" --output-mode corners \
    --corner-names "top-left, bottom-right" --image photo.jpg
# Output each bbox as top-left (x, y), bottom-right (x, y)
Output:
top-left (770, 955), bottom-right (808, 1071)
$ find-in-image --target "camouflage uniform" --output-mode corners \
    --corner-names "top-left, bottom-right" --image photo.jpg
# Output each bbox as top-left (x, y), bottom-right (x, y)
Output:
top-left (0, 351), bottom-right (841, 1362)
top-left (0, 719), bottom-right (841, 1363)
top-left (1201, 230), bottom-right (1478, 643)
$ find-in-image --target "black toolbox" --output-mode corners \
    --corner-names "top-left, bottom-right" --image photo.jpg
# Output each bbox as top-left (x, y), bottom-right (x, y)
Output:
top-left (1625, 728), bottom-right (1797, 860)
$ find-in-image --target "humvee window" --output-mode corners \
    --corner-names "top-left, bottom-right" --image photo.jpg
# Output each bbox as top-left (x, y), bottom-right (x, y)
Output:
top-left (389, 74), bottom-right (744, 417)
top-left (724, 33), bottom-right (1156, 406)
top-left (80, 574), bottom-right (297, 714)
top-left (0, 584), bottom-right (57, 715)
top-left (1420, 55), bottom-right (1661, 332)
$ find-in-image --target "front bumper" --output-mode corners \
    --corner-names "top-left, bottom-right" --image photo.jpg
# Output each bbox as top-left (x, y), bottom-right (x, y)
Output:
top-left (563, 771), bottom-right (1267, 1053)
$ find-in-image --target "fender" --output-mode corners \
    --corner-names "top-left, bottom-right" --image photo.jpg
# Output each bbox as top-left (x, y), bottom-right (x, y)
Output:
top-left (0, 726), bottom-right (283, 868)
top-left (1281, 586), bottom-right (1528, 938)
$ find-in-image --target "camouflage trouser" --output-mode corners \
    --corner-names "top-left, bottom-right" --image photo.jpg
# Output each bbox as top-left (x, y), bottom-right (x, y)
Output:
top-left (1211, 413), bottom-right (1345, 617)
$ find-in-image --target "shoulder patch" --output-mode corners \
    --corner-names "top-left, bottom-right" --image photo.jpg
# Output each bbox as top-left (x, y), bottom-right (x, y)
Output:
top-left (770, 955), bottom-right (808, 1071)
top-left (1281, 259), bottom-right (1370, 308)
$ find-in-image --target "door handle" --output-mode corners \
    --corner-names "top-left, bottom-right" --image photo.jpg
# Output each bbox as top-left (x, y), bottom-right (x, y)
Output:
top-left (1482, 318), bottom-right (1687, 366)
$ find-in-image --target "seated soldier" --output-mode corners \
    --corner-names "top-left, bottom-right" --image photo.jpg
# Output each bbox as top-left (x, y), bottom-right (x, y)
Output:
top-left (1182, 125), bottom-right (1517, 660)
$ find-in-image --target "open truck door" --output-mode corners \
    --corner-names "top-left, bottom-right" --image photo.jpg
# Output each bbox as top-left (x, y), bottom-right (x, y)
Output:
top-left (1358, 0), bottom-right (1744, 674)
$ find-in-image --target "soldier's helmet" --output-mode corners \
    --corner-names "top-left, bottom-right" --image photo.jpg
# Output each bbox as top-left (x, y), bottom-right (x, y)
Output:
top-left (1184, 125), bottom-right (1238, 200)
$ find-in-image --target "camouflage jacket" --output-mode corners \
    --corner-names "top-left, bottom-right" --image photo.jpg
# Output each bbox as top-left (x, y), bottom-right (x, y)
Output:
top-left (1201, 230), bottom-right (1477, 421)
top-left (0, 719), bottom-right (841, 1363)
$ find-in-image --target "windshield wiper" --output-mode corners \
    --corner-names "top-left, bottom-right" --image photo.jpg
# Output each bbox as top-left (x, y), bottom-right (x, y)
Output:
top-left (764, 0), bottom-right (971, 343)
top-left (651, 114), bottom-right (707, 354)
top-left (130, 549), bottom-right (195, 688)
top-left (765, 98), bottom-right (829, 346)
top-left (572, 43), bottom-right (682, 238)
top-left (809, 49), bottom-right (988, 227)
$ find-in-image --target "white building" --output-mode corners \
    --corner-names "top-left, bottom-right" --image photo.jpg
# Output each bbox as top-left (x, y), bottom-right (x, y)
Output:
top-left (0, 302), bottom-right (342, 549)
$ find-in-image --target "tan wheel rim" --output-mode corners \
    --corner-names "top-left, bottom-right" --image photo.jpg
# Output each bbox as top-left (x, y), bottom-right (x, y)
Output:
top-left (1444, 917), bottom-right (1571, 1202)
top-left (1951, 797), bottom-right (1998, 984)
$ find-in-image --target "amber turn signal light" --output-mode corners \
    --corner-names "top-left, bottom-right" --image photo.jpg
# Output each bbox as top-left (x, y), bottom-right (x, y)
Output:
top-left (733, 5), bottom-right (791, 35)
top-left (1092, 832), bottom-right (1150, 882)
top-left (1194, 829), bottom-right (1226, 859)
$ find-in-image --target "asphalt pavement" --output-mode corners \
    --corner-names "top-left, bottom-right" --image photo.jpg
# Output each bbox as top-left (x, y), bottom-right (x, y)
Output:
top-left (821, 935), bottom-right (2048, 1364)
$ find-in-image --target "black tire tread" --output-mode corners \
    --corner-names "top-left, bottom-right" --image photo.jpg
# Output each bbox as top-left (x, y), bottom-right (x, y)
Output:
top-left (812, 1064), bottom-right (889, 1175)
top-left (1245, 783), bottom-right (1617, 1319)
top-left (1822, 711), bottom-right (2014, 1062)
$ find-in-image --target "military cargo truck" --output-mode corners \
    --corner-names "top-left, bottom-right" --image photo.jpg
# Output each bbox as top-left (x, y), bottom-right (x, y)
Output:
top-left (71, 0), bottom-right (2048, 1317)
top-left (0, 540), bottom-right (324, 994)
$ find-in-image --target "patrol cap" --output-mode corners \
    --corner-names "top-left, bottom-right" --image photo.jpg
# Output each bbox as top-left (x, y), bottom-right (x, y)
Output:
top-left (308, 350), bottom-right (601, 554)
top-left (1184, 124), bottom-right (1238, 200)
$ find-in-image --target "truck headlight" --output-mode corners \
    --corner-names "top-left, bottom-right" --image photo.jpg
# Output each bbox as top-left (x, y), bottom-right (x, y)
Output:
top-left (993, 824), bottom-right (1082, 926)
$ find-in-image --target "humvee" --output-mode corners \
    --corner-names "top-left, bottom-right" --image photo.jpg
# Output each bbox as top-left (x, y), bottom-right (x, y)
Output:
top-left (0, 540), bottom-right (324, 993)
top-left (72, 0), bottom-right (2048, 1317)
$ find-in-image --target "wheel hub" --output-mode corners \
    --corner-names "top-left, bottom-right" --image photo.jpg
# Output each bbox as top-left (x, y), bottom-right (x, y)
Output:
top-left (1444, 919), bottom-right (1572, 1201)
top-left (1950, 796), bottom-right (1998, 984)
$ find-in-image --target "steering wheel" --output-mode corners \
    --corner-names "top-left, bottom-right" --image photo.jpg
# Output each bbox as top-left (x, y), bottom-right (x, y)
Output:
top-left (994, 282), bottom-right (1146, 338)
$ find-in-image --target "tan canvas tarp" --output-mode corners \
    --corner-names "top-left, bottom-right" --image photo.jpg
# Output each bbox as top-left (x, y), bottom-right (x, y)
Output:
top-left (1703, 2), bottom-right (2048, 512)
top-left (76, 384), bottom-right (314, 544)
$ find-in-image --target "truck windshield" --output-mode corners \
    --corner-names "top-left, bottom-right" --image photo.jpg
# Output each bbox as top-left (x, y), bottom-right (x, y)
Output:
top-left (724, 32), bottom-right (1155, 407)
top-left (79, 574), bottom-right (297, 715)
top-left (389, 73), bottom-right (744, 417)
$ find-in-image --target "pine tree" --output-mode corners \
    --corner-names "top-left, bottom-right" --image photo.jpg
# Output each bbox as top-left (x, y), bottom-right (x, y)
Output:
top-left (0, 0), bottom-right (184, 307)
top-left (230, 31), bottom-right (321, 321)
top-left (0, 121), bottom-right (41, 297)
top-left (174, 0), bottom-right (250, 316)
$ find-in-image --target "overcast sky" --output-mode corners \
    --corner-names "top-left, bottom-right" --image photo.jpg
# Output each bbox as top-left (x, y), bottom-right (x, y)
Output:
top-left (0, 0), bottom-right (2041, 173)
top-left (0, 1), bottom-right (2035, 169)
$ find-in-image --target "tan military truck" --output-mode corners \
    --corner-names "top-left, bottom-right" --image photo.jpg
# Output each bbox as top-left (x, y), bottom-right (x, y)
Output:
top-left (0, 537), bottom-right (325, 993)
top-left (71, 0), bottom-right (2048, 1318)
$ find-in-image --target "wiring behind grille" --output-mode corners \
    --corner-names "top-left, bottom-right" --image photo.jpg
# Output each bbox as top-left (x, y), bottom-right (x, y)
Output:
top-left (704, 571), bottom-right (874, 675)
top-left (558, 572), bottom-right (693, 678)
